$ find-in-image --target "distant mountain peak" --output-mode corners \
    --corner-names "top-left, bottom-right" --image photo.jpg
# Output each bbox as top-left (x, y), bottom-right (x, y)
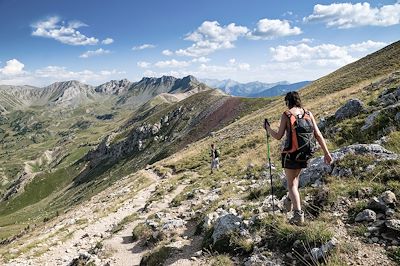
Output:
top-left (96, 79), bottom-right (132, 95)
top-left (48, 80), bottom-right (88, 88)
top-left (200, 78), bottom-right (293, 97)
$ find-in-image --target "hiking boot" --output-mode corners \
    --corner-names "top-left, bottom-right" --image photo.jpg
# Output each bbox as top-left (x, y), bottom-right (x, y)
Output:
top-left (283, 196), bottom-right (292, 212)
top-left (289, 210), bottom-right (305, 226)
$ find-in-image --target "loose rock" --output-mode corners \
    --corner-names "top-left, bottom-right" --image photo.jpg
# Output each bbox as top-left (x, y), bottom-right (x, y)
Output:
top-left (355, 209), bottom-right (376, 223)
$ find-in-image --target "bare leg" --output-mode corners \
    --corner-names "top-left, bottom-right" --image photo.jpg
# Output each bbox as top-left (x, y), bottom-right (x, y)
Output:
top-left (285, 168), bottom-right (302, 211)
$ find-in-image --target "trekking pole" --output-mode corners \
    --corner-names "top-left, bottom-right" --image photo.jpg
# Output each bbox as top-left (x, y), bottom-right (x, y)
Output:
top-left (265, 119), bottom-right (275, 216)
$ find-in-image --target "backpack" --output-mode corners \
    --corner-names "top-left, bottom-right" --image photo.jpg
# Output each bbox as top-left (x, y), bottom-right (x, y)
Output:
top-left (214, 149), bottom-right (220, 158)
top-left (282, 109), bottom-right (316, 161)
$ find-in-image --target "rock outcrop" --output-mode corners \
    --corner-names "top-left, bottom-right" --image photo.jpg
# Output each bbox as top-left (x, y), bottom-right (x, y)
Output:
top-left (334, 99), bottom-right (365, 121)
top-left (299, 144), bottom-right (397, 187)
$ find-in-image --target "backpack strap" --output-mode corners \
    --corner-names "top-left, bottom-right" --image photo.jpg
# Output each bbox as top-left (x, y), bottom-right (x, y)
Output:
top-left (284, 110), bottom-right (292, 118)
top-left (282, 110), bottom-right (299, 153)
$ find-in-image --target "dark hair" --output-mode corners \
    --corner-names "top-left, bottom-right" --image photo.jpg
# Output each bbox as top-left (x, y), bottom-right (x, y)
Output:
top-left (284, 91), bottom-right (302, 108)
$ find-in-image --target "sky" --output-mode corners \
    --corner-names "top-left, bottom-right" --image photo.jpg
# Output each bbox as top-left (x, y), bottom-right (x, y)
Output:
top-left (0, 0), bottom-right (399, 86)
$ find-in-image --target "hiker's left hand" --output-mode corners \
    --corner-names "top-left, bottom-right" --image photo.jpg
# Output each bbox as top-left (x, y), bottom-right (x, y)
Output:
top-left (264, 118), bottom-right (270, 130)
top-left (324, 153), bottom-right (333, 165)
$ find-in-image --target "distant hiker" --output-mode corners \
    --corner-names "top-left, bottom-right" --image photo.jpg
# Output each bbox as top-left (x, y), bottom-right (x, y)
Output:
top-left (210, 143), bottom-right (220, 174)
top-left (264, 91), bottom-right (333, 225)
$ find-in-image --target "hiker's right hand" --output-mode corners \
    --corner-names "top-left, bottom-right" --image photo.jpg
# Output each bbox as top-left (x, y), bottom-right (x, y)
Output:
top-left (324, 153), bottom-right (333, 165)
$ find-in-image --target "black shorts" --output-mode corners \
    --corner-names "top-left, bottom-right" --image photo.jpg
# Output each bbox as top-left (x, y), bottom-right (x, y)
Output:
top-left (281, 152), bottom-right (308, 169)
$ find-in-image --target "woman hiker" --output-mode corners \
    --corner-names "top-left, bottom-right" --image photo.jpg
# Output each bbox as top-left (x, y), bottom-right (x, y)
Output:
top-left (210, 143), bottom-right (220, 174)
top-left (264, 91), bottom-right (333, 225)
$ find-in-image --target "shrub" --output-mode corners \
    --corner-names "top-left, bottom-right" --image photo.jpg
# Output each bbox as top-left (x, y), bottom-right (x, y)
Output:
top-left (210, 255), bottom-right (234, 266)
top-left (132, 223), bottom-right (153, 242)
top-left (140, 245), bottom-right (173, 266)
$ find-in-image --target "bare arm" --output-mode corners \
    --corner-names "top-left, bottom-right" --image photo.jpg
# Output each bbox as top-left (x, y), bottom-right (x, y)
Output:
top-left (265, 113), bottom-right (287, 140)
top-left (310, 112), bottom-right (333, 164)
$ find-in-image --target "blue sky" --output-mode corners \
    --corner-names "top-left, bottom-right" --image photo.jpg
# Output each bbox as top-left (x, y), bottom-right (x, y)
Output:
top-left (0, 0), bottom-right (399, 86)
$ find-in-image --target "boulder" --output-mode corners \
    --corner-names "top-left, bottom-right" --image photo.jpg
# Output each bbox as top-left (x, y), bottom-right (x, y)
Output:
top-left (355, 209), bottom-right (376, 222)
top-left (361, 103), bottom-right (400, 132)
top-left (381, 190), bottom-right (397, 205)
top-left (212, 214), bottom-right (242, 245)
top-left (299, 144), bottom-right (397, 187)
top-left (310, 238), bottom-right (338, 261)
top-left (385, 219), bottom-right (400, 232)
top-left (377, 86), bottom-right (400, 107)
top-left (361, 111), bottom-right (380, 131)
top-left (368, 197), bottom-right (388, 212)
top-left (161, 218), bottom-right (186, 231)
top-left (335, 99), bottom-right (364, 121)
top-left (386, 209), bottom-right (395, 217)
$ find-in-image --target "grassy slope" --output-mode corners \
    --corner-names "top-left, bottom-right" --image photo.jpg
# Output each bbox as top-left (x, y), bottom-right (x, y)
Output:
top-left (0, 89), bottom-right (273, 240)
top-left (148, 42), bottom-right (400, 264)
top-left (0, 100), bottom-right (133, 238)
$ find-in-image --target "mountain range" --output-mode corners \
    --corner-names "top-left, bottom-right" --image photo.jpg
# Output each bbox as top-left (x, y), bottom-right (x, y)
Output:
top-left (0, 75), bottom-right (209, 113)
top-left (201, 78), bottom-right (311, 97)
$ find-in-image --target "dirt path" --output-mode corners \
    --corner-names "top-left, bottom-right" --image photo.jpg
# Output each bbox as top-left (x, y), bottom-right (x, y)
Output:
top-left (5, 169), bottom-right (209, 266)
top-left (38, 172), bottom-right (159, 265)
top-left (102, 181), bottom-right (187, 266)
top-left (5, 170), bottom-right (160, 266)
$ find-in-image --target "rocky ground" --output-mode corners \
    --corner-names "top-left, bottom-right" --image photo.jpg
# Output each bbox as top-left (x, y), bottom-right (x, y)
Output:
top-left (2, 145), bottom-right (400, 266)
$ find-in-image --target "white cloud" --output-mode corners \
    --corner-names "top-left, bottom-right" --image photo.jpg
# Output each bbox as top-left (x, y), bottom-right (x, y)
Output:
top-left (140, 57), bottom-right (252, 82)
top-left (132, 44), bottom-right (156, 50)
top-left (137, 61), bottom-right (151, 68)
top-left (305, 2), bottom-right (400, 28)
top-left (0, 60), bottom-right (125, 86)
top-left (162, 49), bottom-right (174, 56)
top-left (154, 59), bottom-right (191, 68)
top-left (102, 38), bottom-right (114, 45)
top-left (31, 16), bottom-right (99, 45)
top-left (249, 19), bottom-right (302, 40)
top-left (238, 63), bottom-right (250, 70)
top-left (79, 48), bottom-right (111, 58)
top-left (0, 59), bottom-right (25, 75)
top-left (270, 41), bottom-right (387, 65)
top-left (283, 11), bottom-right (294, 16)
top-left (138, 39), bottom-right (389, 84)
top-left (227, 58), bottom-right (251, 70)
top-left (288, 38), bottom-right (314, 45)
top-left (35, 66), bottom-right (124, 83)
top-left (347, 40), bottom-right (388, 52)
top-left (191, 57), bottom-right (211, 63)
top-left (175, 21), bottom-right (249, 57)
top-left (270, 43), bottom-right (354, 64)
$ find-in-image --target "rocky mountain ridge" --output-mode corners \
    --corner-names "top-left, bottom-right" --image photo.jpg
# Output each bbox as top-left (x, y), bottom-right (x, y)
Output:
top-left (0, 75), bottom-right (208, 112)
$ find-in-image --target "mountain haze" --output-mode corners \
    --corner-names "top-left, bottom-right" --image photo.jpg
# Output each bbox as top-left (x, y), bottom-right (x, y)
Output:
top-left (201, 78), bottom-right (289, 96)
top-left (248, 81), bottom-right (311, 97)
